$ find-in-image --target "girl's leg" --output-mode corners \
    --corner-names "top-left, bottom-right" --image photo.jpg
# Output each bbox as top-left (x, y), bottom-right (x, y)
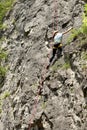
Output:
top-left (49, 49), bottom-right (56, 63)
top-left (46, 49), bottom-right (56, 69)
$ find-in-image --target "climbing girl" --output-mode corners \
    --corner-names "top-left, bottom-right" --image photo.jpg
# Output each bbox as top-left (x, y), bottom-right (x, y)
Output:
top-left (46, 27), bottom-right (73, 69)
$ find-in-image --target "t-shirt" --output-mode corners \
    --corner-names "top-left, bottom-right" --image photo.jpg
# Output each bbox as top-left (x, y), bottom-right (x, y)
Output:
top-left (54, 33), bottom-right (63, 44)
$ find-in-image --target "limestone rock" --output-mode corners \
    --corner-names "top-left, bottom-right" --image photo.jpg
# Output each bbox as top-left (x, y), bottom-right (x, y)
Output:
top-left (0, 0), bottom-right (87, 130)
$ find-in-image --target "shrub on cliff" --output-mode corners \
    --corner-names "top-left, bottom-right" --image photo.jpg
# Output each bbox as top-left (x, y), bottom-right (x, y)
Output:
top-left (0, 48), bottom-right (7, 88)
top-left (82, 4), bottom-right (87, 34)
top-left (0, 0), bottom-right (15, 29)
top-left (68, 4), bottom-right (87, 44)
top-left (0, 0), bottom-right (15, 87)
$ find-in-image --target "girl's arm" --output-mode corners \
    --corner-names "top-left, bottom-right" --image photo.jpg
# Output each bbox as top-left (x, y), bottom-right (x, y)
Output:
top-left (62, 27), bottom-right (73, 35)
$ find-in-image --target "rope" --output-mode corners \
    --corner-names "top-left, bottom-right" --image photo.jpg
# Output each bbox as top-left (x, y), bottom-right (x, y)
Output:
top-left (28, 95), bottom-right (39, 130)
top-left (28, 64), bottom-right (48, 130)
top-left (28, 1), bottom-right (59, 129)
top-left (53, 0), bottom-right (58, 32)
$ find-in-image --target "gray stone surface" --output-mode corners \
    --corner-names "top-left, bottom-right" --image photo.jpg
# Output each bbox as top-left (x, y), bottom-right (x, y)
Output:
top-left (0, 120), bottom-right (3, 130)
top-left (0, 0), bottom-right (87, 130)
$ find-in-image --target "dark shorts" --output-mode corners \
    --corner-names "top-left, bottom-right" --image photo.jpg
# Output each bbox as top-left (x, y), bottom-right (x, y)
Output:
top-left (53, 43), bottom-right (62, 49)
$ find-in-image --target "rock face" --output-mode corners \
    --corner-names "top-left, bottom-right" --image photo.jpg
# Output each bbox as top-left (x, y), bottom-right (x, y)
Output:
top-left (0, 0), bottom-right (87, 130)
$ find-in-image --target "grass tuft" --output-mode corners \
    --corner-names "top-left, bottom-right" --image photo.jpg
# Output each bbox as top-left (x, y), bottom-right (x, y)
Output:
top-left (0, 0), bottom-right (15, 29)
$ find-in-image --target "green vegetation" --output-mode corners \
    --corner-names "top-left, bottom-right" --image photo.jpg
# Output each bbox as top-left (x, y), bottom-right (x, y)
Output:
top-left (82, 4), bottom-right (87, 34)
top-left (0, 49), bottom-right (7, 60)
top-left (51, 61), bottom-right (61, 71)
top-left (82, 64), bottom-right (87, 71)
top-left (0, 91), bottom-right (10, 113)
top-left (62, 54), bottom-right (71, 69)
top-left (0, 36), bottom-right (5, 42)
top-left (0, 47), bottom-right (7, 87)
top-left (0, 66), bottom-right (7, 76)
top-left (42, 102), bottom-right (47, 109)
top-left (2, 91), bottom-right (10, 99)
top-left (81, 52), bottom-right (87, 70)
top-left (79, 36), bottom-right (87, 46)
top-left (51, 59), bottom-right (71, 71)
top-left (0, 0), bottom-right (15, 29)
top-left (62, 61), bottom-right (70, 69)
top-left (67, 4), bottom-right (87, 44)
top-left (0, 51), bottom-right (7, 88)
top-left (82, 52), bottom-right (87, 60)
top-left (0, 0), bottom-right (14, 87)
top-left (67, 28), bottom-right (83, 44)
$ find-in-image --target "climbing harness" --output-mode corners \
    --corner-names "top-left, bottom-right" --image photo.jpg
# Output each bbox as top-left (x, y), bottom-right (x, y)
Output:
top-left (53, 43), bottom-right (62, 49)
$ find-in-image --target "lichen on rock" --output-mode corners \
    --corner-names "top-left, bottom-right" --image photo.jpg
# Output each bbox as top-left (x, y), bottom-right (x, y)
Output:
top-left (0, 0), bottom-right (87, 130)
